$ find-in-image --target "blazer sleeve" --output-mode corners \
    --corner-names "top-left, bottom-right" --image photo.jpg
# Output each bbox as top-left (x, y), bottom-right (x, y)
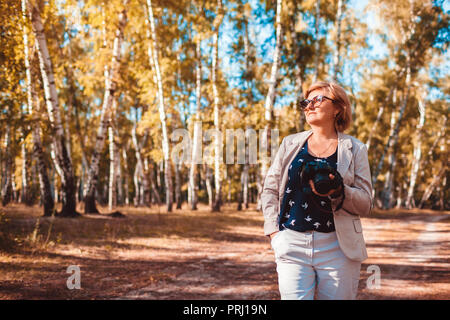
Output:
top-left (330, 143), bottom-right (373, 217)
top-left (261, 137), bottom-right (287, 236)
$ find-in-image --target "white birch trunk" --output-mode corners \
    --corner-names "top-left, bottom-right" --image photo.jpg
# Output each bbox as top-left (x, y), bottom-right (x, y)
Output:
top-left (380, 75), bottom-right (412, 209)
top-left (372, 64), bottom-right (412, 196)
top-left (212, 0), bottom-right (223, 211)
top-left (84, 0), bottom-right (128, 213)
top-left (419, 166), bottom-right (446, 209)
top-left (189, 42), bottom-right (202, 210)
top-left (332, 0), bottom-right (344, 80)
top-left (205, 165), bottom-right (213, 207)
top-left (419, 116), bottom-right (447, 178)
top-left (313, 0), bottom-right (320, 82)
top-left (1, 125), bottom-right (13, 206)
top-left (27, 0), bottom-right (77, 216)
top-left (146, 0), bottom-right (173, 212)
top-left (259, 0), bottom-right (283, 210)
top-left (108, 124), bottom-right (117, 211)
top-left (405, 100), bottom-right (426, 209)
top-left (20, 133), bottom-right (28, 204)
top-left (131, 124), bottom-right (150, 206)
top-left (114, 127), bottom-right (123, 205)
top-left (122, 146), bottom-right (130, 205)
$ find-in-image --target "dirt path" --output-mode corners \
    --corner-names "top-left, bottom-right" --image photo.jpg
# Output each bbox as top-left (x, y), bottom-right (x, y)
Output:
top-left (119, 211), bottom-right (450, 300)
top-left (357, 213), bottom-right (450, 299)
top-left (0, 204), bottom-right (449, 299)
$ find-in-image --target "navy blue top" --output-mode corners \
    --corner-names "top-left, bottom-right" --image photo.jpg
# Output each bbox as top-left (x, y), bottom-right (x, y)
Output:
top-left (278, 140), bottom-right (338, 233)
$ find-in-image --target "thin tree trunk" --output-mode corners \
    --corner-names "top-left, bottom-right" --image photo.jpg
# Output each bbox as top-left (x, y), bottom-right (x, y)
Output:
top-left (73, 92), bottom-right (88, 202)
top-left (131, 123), bottom-right (150, 206)
top-left (381, 149), bottom-right (397, 209)
top-left (373, 63), bottom-right (412, 198)
top-left (189, 41), bottom-right (202, 210)
top-left (146, 0), bottom-right (173, 212)
top-left (405, 100), bottom-right (426, 209)
top-left (133, 163), bottom-right (141, 207)
top-left (419, 116), bottom-right (447, 177)
top-left (108, 123), bottom-right (117, 211)
top-left (115, 127), bottom-right (123, 205)
top-left (212, 0), bottom-right (224, 212)
top-left (27, 0), bottom-right (78, 217)
top-left (313, 0), bottom-right (320, 82)
top-left (20, 132), bottom-right (29, 204)
top-left (84, 0), bottom-right (129, 214)
top-left (149, 161), bottom-right (162, 206)
top-left (366, 84), bottom-right (400, 150)
top-left (122, 146), bottom-right (130, 205)
top-left (292, 23), bottom-right (305, 132)
top-left (175, 161), bottom-right (182, 209)
top-left (259, 0), bottom-right (283, 211)
top-left (142, 158), bottom-right (151, 205)
top-left (242, 21), bottom-right (252, 210)
top-left (419, 166), bottom-right (447, 209)
top-left (332, 0), bottom-right (344, 80)
top-left (1, 125), bottom-right (13, 206)
top-left (205, 164), bottom-right (213, 207)
top-left (242, 129), bottom-right (250, 209)
top-left (227, 171), bottom-right (231, 204)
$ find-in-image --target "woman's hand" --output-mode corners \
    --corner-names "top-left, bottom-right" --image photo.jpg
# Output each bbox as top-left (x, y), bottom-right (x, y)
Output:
top-left (309, 174), bottom-right (343, 198)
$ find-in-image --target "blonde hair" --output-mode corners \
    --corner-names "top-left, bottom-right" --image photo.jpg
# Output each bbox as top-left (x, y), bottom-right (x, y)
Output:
top-left (304, 81), bottom-right (352, 132)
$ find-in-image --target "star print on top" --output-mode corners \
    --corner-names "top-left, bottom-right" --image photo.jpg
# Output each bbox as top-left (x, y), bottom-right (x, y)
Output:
top-left (278, 140), bottom-right (338, 233)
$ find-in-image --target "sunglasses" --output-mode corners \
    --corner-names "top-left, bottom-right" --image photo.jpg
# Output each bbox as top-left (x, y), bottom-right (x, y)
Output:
top-left (300, 95), bottom-right (336, 110)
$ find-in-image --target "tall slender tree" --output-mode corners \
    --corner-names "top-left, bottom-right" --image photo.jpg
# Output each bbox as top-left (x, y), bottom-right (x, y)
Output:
top-left (146, 0), bottom-right (173, 212)
top-left (27, 0), bottom-right (77, 217)
top-left (212, 0), bottom-right (224, 212)
top-left (258, 0), bottom-right (283, 210)
top-left (21, 0), bottom-right (54, 216)
top-left (83, 0), bottom-right (129, 213)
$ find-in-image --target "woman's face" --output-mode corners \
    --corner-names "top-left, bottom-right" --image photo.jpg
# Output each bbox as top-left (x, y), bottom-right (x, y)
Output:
top-left (304, 88), bottom-right (338, 128)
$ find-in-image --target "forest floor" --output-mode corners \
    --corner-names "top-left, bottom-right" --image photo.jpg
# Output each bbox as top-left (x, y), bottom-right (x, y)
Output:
top-left (0, 203), bottom-right (449, 300)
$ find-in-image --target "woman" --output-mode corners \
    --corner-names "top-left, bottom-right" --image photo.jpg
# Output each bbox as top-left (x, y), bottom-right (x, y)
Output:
top-left (261, 81), bottom-right (373, 300)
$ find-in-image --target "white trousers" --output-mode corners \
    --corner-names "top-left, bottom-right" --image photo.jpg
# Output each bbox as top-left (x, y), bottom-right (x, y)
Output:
top-left (271, 228), bottom-right (361, 300)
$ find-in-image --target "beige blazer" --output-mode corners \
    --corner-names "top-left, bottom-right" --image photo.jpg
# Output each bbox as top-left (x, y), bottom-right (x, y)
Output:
top-left (261, 129), bottom-right (373, 262)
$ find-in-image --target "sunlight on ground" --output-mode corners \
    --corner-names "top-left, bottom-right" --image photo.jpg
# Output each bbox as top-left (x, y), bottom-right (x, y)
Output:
top-left (0, 204), bottom-right (449, 299)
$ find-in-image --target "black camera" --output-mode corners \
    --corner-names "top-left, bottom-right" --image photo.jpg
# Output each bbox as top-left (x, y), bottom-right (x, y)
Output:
top-left (298, 160), bottom-right (343, 196)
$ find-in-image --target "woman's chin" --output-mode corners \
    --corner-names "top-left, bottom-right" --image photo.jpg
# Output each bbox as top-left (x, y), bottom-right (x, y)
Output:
top-left (306, 118), bottom-right (331, 127)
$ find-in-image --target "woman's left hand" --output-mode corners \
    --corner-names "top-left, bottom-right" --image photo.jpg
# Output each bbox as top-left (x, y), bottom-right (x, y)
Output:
top-left (309, 174), bottom-right (343, 197)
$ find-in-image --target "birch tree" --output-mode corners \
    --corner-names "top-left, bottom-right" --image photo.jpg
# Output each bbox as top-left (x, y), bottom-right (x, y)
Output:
top-left (258, 0), bottom-right (283, 210)
top-left (22, 0), bottom-right (54, 216)
top-left (312, 0), bottom-right (320, 82)
top-left (189, 41), bottom-right (202, 210)
top-left (83, 0), bottom-right (129, 214)
top-left (211, 0), bottom-right (224, 212)
top-left (331, 0), bottom-right (345, 80)
top-left (405, 99), bottom-right (426, 209)
top-left (146, 0), bottom-right (173, 212)
top-left (27, 0), bottom-right (77, 216)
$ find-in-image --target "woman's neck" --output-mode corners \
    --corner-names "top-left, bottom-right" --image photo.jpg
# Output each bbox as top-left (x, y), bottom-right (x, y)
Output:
top-left (309, 125), bottom-right (338, 141)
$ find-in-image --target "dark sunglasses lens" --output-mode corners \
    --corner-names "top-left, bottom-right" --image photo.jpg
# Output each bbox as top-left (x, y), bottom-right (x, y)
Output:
top-left (300, 100), bottom-right (309, 109)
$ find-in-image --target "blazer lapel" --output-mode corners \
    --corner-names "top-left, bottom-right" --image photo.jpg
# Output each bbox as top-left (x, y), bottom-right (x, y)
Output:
top-left (278, 130), bottom-right (313, 198)
top-left (337, 131), bottom-right (353, 181)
